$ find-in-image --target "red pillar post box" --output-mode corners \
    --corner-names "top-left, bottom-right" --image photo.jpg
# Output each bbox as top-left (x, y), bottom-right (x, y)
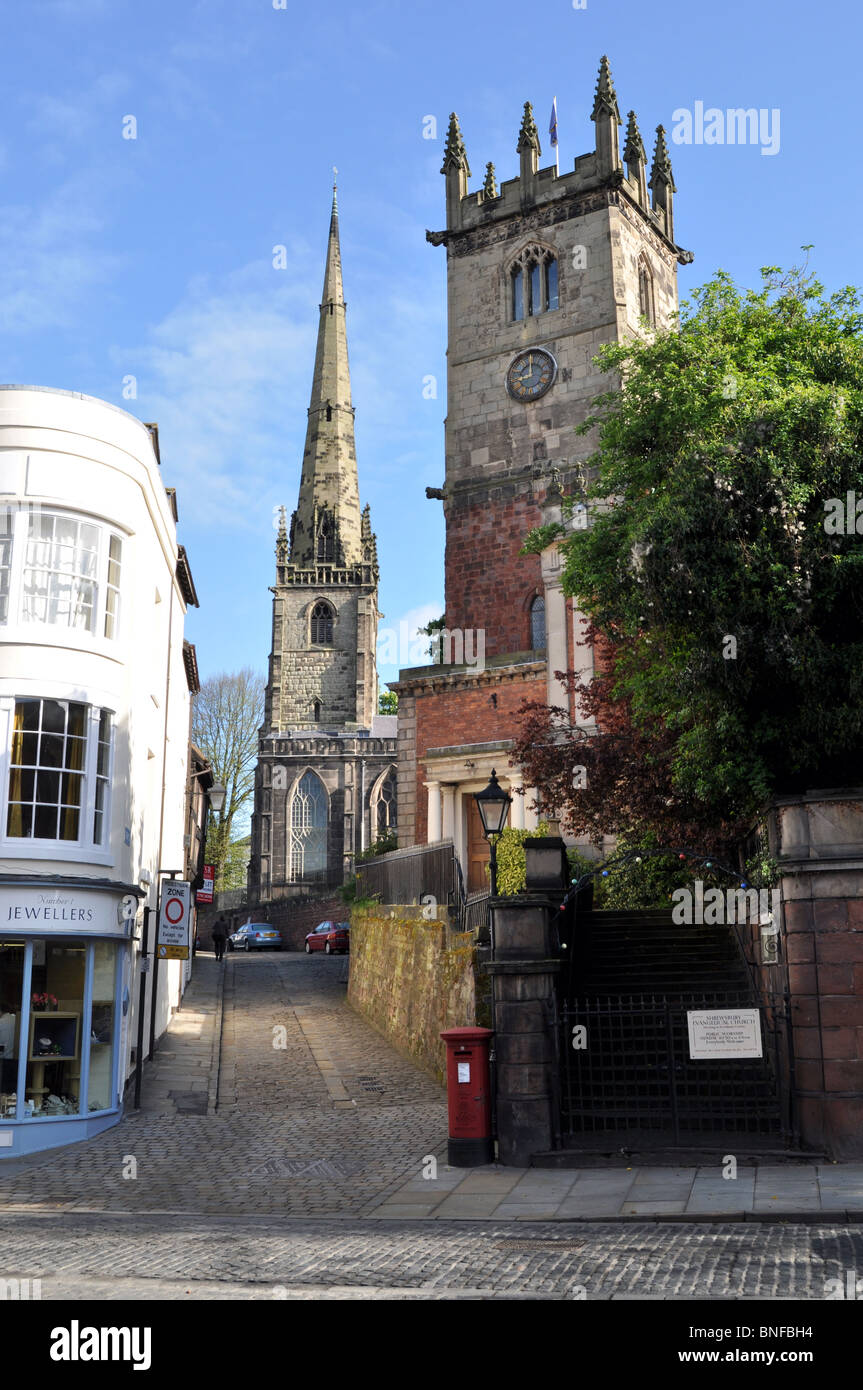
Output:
top-left (440, 1026), bottom-right (494, 1166)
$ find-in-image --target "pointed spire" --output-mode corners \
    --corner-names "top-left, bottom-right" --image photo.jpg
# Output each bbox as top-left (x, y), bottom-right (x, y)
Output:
top-left (650, 124), bottom-right (676, 188)
top-left (276, 505), bottom-right (287, 563)
top-left (482, 161), bottom-right (498, 199)
top-left (441, 113), bottom-right (471, 229)
top-left (591, 56), bottom-right (621, 177)
top-left (517, 101), bottom-right (540, 191)
top-left (289, 185), bottom-right (362, 569)
top-left (441, 112), bottom-right (470, 176)
top-left (623, 110), bottom-right (648, 207)
top-left (649, 125), bottom-right (676, 239)
top-left (517, 100), bottom-right (541, 154)
top-left (591, 55), bottom-right (621, 121)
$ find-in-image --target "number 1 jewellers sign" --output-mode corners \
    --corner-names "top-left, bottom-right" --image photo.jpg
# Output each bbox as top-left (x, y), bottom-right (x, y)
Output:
top-left (0, 886), bottom-right (125, 935)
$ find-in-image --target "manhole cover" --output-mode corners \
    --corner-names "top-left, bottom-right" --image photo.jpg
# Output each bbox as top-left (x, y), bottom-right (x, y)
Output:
top-left (249, 1157), bottom-right (367, 1178)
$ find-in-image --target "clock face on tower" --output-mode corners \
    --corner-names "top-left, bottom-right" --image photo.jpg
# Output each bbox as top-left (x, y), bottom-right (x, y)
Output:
top-left (506, 348), bottom-right (557, 402)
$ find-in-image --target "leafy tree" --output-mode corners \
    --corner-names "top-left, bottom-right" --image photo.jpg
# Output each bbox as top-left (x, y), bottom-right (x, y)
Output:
top-left (378, 690), bottom-right (398, 715)
top-left (517, 261), bottom-right (863, 854)
top-left (192, 668), bottom-right (265, 889)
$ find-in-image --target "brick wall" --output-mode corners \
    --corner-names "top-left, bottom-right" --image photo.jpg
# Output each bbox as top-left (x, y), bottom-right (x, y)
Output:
top-left (413, 671), bottom-right (546, 843)
top-left (197, 894), bottom-right (345, 952)
top-left (444, 490), bottom-right (542, 654)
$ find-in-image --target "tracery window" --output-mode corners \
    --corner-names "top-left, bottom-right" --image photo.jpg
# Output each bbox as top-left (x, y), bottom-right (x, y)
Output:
top-left (289, 770), bottom-right (328, 881)
top-left (310, 600), bottom-right (334, 644)
top-left (529, 594), bottom-right (546, 650)
top-left (511, 246), bottom-right (559, 321)
top-left (374, 767), bottom-right (398, 837)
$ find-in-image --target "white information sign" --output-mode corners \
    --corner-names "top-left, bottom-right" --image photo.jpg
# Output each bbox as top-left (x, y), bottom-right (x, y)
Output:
top-left (687, 1009), bottom-right (763, 1060)
top-left (157, 881), bottom-right (191, 960)
top-left (457, 1062), bottom-right (471, 1084)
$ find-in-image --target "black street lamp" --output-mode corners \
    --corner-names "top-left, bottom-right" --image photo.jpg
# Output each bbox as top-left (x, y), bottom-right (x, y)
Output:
top-left (473, 768), bottom-right (512, 897)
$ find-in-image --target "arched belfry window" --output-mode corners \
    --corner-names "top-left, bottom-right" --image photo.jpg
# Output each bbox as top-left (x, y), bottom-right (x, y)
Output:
top-left (317, 516), bottom-right (334, 561)
top-left (289, 770), bottom-right (328, 882)
top-left (511, 245), bottom-right (559, 322)
top-left (530, 594), bottom-right (546, 650)
top-left (638, 255), bottom-right (655, 327)
top-left (310, 600), bottom-right (334, 644)
top-left (373, 767), bottom-right (398, 838)
top-left (313, 699), bottom-right (322, 721)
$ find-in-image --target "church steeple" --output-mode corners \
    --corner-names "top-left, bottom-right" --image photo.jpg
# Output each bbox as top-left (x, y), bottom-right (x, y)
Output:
top-left (289, 178), bottom-right (363, 568)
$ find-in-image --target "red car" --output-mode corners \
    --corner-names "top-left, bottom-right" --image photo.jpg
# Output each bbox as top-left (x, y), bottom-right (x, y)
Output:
top-left (304, 920), bottom-right (350, 955)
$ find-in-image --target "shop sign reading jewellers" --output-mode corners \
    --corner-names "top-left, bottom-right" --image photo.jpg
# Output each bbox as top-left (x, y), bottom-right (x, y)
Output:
top-left (0, 886), bottom-right (130, 936)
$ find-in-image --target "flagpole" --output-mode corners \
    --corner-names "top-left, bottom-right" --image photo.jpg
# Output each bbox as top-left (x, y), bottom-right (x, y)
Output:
top-left (550, 95), bottom-right (559, 176)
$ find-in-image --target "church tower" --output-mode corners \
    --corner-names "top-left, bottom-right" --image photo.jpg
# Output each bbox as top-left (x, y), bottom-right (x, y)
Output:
top-left (248, 185), bottom-right (397, 900)
top-left (392, 59), bottom-right (692, 884)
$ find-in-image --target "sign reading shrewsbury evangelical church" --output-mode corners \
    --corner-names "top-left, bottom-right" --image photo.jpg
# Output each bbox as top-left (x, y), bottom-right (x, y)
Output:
top-left (0, 885), bottom-right (128, 936)
top-left (687, 1009), bottom-right (763, 1060)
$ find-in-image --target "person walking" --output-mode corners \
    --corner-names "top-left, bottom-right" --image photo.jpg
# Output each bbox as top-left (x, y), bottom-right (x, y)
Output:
top-left (212, 917), bottom-right (227, 962)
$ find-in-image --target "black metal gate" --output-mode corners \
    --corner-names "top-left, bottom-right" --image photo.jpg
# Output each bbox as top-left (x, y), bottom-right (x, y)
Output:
top-left (559, 990), bottom-right (793, 1146)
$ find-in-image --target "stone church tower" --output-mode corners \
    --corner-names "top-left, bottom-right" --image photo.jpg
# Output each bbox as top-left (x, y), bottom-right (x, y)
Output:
top-left (393, 57), bottom-right (692, 886)
top-left (248, 186), bottom-right (397, 900)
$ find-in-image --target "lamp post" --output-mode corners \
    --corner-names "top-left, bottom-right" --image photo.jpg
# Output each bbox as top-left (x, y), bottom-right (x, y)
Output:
top-left (473, 769), bottom-right (512, 897)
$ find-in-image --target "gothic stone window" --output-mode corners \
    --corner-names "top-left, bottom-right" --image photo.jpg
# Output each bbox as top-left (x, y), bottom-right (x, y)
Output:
top-left (310, 599), bottom-right (334, 644)
top-left (374, 767), bottom-right (398, 837)
top-left (511, 245), bottom-right (559, 322)
top-left (530, 594), bottom-right (546, 650)
top-left (289, 770), bottom-right (328, 881)
top-left (638, 255), bottom-right (655, 327)
top-left (317, 516), bottom-right (334, 561)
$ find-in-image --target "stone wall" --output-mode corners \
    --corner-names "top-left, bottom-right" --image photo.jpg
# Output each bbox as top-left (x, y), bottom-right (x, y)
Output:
top-left (347, 905), bottom-right (480, 1082)
top-left (196, 893), bottom-right (345, 952)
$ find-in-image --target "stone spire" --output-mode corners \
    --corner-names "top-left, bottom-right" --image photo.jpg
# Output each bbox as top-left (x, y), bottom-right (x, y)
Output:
top-left (623, 109), bottom-right (648, 207)
top-left (591, 55), bottom-right (621, 177)
top-left (442, 113), bottom-right (470, 227)
top-left (289, 178), bottom-right (363, 568)
top-left (482, 161), bottom-right (498, 200)
top-left (649, 125), bottom-right (676, 240)
top-left (517, 101), bottom-right (541, 187)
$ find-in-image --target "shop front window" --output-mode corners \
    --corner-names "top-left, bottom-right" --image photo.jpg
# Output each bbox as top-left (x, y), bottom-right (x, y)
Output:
top-left (0, 936), bottom-right (122, 1122)
top-left (26, 941), bottom-right (86, 1118)
top-left (87, 940), bottom-right (115, 1113)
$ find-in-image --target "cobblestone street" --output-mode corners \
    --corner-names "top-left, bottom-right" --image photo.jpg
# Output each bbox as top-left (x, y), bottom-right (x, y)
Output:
top-left (0, 953), bottom-right (448, 1218)
top-left (1, 952), bottom-right (861, 1303)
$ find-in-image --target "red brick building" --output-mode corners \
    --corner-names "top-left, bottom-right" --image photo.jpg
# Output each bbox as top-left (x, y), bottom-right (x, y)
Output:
top-left (393, 60), bottom-right (690, 887)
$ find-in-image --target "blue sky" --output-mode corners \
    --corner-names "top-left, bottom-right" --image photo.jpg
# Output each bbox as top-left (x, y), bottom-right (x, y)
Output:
top-left (2, 0), bottom-right (859, 689)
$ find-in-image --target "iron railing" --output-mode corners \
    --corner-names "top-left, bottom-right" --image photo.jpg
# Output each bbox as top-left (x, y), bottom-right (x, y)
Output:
top-left (559, 990), bottom-right (793, 1146)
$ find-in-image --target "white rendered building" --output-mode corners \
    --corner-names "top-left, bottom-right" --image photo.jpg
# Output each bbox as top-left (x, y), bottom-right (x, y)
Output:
top-left (0, 386), bottom-right (198, 1156)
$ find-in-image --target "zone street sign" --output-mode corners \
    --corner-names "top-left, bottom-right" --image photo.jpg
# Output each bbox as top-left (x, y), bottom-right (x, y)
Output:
top-left (157, 881), bottom-right (191, 961)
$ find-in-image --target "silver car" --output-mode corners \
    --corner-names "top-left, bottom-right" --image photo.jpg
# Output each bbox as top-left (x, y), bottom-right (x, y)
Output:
top-left (227, 923), bottom-right (283, 952)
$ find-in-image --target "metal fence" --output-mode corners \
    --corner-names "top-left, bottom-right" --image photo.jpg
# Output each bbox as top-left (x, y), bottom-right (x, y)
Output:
top-left (559, 991), bottom-right (793, 1146)
top-left (355, 840), bottom-right (465, 921)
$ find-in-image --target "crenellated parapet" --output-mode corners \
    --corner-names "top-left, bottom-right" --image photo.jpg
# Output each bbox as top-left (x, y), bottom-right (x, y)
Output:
top-left (427, 56), bottom-right (689, 263)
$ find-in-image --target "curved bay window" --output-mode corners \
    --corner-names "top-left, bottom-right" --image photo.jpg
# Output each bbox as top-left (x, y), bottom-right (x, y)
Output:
top-left (310, 600), bottom-right (334, 645)
top-left (4, 698), bottom-right (114, 849)
top-left (511, 246), bottom-right (559, 321)
top-left (289, 770), bottom-right (328, 882)
top-left (0, 506), bottom-right (123, 639)
top-left (530, 594), bottom-right (546, 650)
